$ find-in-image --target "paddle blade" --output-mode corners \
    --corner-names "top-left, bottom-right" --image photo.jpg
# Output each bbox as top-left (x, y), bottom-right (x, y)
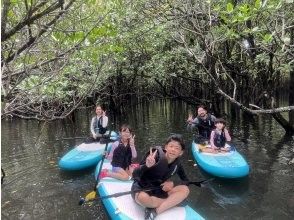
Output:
top-left (85, 191), bottom-right (97, 201)
top-left (79, 191), bottom-right (97, 205)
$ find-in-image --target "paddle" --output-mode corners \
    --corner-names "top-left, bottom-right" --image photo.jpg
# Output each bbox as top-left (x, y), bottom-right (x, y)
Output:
top-left (187, 178), bottom-right (214, 187)
top-left (56, 136), bottom-right (87, 141)
top-left (80, 178), bottom-right (214, 204)
top-left (56, 131), bottom-right (117, 141)
top-left (1, 168), bottom-right (5, 184)
top-left (78, 132), bottom-right (112, 205)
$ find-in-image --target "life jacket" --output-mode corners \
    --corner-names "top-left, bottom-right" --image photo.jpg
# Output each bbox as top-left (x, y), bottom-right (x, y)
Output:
top-left (93, 116), bottom-right (107, 134)
top-left (197, 114), bottom-right (214, 139)
top-left (111, 141), bottom-right (132, 170)
top-left (213, 130), bottom-right (226, 148)
top-left (134, 146), bottom-right (180, 187)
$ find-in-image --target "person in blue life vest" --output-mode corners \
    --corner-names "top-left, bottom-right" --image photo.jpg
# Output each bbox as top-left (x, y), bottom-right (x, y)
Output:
top-left (131, 134), bottom-right (190, 220)
top-left (99, 124), bottom-right (137, 180)
top-left (85, 104), bottom-right (109, 143)
top-left (187, 104), bottom-right (216, 143)
top-left (209, 118), bottom-right (231, 152)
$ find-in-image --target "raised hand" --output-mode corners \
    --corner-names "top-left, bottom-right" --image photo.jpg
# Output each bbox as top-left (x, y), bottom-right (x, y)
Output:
top-left (146, 148), bottom-right (157, 168)
top-left (129, 134), bottom-right (135, 147)
top-left (187, 113), bottom-right (193, 123)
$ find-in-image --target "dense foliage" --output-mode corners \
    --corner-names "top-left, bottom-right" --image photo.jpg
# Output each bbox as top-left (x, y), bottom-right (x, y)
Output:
top-left (1, 0), bottom-right (293, 132)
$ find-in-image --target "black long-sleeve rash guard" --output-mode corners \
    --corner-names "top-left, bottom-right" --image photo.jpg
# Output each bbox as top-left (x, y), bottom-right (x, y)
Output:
top-left (132, 147), bottom-right (189, 187)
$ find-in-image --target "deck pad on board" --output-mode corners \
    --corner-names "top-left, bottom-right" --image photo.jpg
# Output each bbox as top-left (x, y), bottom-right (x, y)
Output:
top-left (191, 142), bottom-right (249, 178)
top-left (95, 160), bottom-right (205, 220)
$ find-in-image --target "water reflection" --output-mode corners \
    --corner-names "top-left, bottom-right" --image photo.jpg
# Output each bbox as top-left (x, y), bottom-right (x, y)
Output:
top-left (1, 99), bottom-right (294, 220)
top-left (199, 168), bottom-right (250, 206)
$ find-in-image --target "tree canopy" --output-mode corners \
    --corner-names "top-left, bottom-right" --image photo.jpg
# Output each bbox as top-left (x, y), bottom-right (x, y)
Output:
top-left (1, 0), bottom-right (293, 133)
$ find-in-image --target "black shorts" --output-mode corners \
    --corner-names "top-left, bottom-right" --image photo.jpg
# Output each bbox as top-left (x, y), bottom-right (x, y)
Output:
top-left (131, 181), bottom-right (168, 200)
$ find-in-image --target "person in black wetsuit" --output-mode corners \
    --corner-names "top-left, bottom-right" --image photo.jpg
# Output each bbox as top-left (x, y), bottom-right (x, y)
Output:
top-left (187, 104), bottom-right (216, 143)
top-left (131, 134), bottom-right (189, 220)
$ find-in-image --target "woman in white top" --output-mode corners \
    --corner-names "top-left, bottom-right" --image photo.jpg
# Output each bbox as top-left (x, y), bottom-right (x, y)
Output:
top-left (86, 105), bottom-right (109, 143)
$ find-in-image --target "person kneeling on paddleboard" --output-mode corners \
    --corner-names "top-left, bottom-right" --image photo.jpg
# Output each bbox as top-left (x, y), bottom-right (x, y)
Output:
top-left (131, 134), bottom-right (190, 220)
top-left (210, 118), bottom-right (231, 152)
top-left (197, 118), bottom-right (232, 153)
top-left (86, 104), bottom-right (109, 143)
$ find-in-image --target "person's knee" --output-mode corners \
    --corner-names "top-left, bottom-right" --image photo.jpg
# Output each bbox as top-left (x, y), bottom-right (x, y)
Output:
top-left (183, 185), bottom-right (190, 197)
top-left (136, 192), bottom-right (150, 203)
top-left (176, 185), bottom-right (190, 198)
top-left (121, 173), bottom-right (130, 180)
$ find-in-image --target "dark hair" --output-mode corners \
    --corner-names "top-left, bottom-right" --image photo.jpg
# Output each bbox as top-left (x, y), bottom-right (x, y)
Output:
top-left (120, 124), bottom-right (133, 133)
top-left (215, 118), bottom-right (226, 125)
top-left (96, 104), bottom-right (106, 111)
top-left (197, 104), bottom-right (207, 111)
top-left (165, 134), bottom-right (185, 150)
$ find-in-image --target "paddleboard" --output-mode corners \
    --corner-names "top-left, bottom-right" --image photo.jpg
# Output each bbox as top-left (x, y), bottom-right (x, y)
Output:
top-left (59, 131), bottom-right (118, 171)
top-left (191, 141), bottom-right (249, 178)
top-left (94, 160), bottom-right (205, 220)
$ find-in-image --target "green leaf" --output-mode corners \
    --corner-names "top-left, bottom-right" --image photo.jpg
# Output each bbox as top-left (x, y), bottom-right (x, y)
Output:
top-left (227, 3), bottom-right (234, 13)
top-left (239, 4), bottom-right (250, 14)
top-left (263, 34), bottom-right (272, 43)
top-left (255, 0), bottom-right (261, 9)
top-left (69, 31), bottom-right (85, 42)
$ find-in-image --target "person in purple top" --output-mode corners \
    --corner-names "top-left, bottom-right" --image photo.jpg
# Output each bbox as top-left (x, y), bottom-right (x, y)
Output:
top-left (210, 118), bottom-right (231, 152)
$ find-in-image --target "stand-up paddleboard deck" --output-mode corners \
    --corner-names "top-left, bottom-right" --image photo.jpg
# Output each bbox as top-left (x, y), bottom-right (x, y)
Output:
top-left (59, 132), bottom-right (118, 171)
top-left (191, 141), bottom-right (249, 178)
top-left (95, 160), bottom-right (205, 220)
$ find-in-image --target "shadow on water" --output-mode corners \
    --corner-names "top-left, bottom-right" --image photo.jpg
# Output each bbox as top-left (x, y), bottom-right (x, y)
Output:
top-left (198, 167), bottom-right (250, 206)
top-left (59, 166), bottom-right (96, 180)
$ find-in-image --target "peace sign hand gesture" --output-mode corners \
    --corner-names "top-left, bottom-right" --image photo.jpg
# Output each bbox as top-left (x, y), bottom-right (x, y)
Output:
top-left (129, 134), bottom-right (135, 147)
top-left (146, 148), bottom-right (157, 168)
top-left (187, 113), bottom-right (193, 124)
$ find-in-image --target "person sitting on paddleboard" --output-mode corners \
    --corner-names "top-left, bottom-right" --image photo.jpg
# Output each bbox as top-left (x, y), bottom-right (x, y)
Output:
top-left (187, 104), bottom-right (216, 144)
top-left (99, 124), bottom-right (137, 180)
top-left (210, 118), bottom-right (231, 152)
top-left (131, 134), bottom-right (190, 220)
top-left (86, 104), bottom-right (109, 143)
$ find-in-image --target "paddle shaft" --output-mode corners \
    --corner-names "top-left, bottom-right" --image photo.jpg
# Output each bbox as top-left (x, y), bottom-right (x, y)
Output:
top-left (56, 132), bottom-right (114, 141)
top-left (100, 185), bottom-right (161, 199)
top-left (93, 133), bottom-right (111, 191)
top-left (1, 168), bottom-right (5, 184)
top-left (56, 136), bottom-right (86, 141)
top-left (97, 178), bottom-right (214, 200)
top-left (188, 178), bottom-right (214, 187)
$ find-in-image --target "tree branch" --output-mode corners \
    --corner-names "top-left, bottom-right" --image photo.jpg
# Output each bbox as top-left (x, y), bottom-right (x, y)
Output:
top-left (2, 1), bottom-right (61, 42)
top-left (3, 0), bottom-right (76, 65)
